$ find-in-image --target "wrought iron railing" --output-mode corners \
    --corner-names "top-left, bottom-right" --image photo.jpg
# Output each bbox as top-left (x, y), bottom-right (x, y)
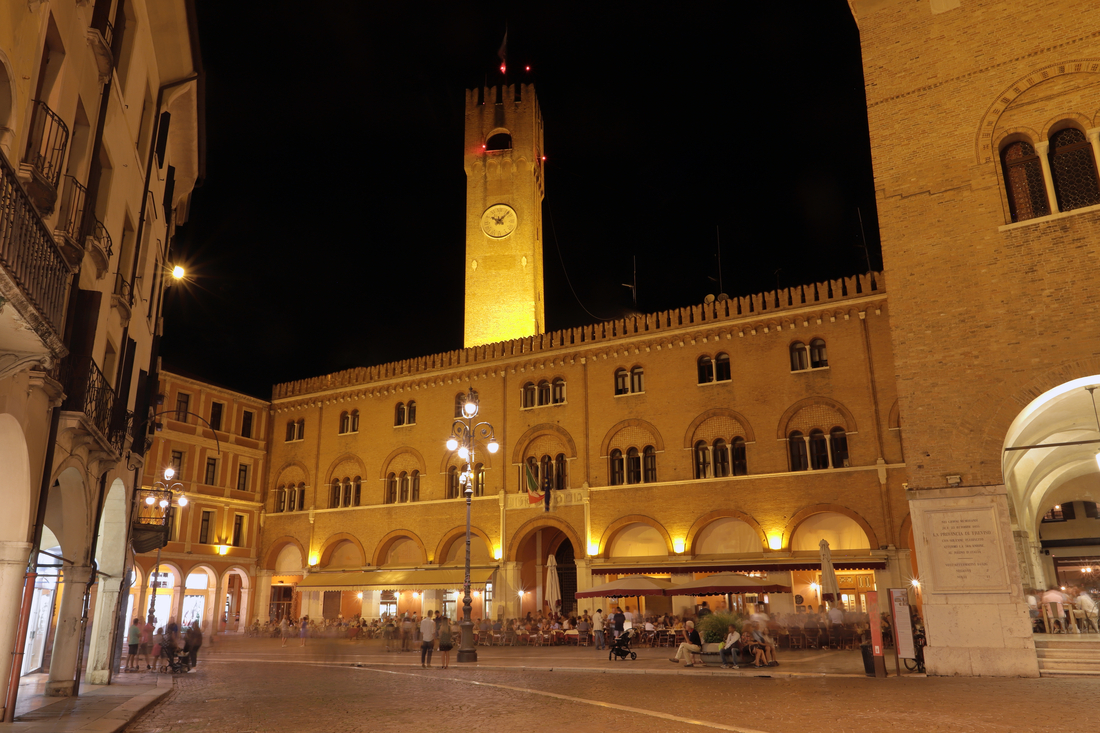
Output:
top-left (56, 175), bottom-right (87, 243)
top-left (109, 409), bottom-right (133, 453)
top-left (112, 272), bottom-right (132, 305)
top-left (0, 151), bottom-right (71, 332)
top-left (23, 101), bottom-right (69, 190)
top-left (86, 216), bottom-right (113, 258)
top-left (102, 20), bottom-right (114, 50)
top-left (60, 355), bottom-right (117, 442)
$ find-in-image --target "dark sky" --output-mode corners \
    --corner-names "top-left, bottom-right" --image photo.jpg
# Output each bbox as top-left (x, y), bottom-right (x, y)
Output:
top-left (162, 1), bottom-right (878, 398)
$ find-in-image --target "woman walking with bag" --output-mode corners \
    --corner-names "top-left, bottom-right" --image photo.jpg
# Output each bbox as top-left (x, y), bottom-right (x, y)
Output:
top-left (437, 616), bottom-right (453, 669)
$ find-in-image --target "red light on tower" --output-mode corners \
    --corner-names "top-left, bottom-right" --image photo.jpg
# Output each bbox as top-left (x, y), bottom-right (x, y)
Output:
top-left (500, 63), bottom-right (506, 74)
top-left (541, 156), bottom-right (546, 161)
top-left (525, 65), bottom-right (531, 72)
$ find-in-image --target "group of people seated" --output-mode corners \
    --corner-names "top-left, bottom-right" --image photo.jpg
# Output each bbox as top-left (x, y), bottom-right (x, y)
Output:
top-left (1027, 586), bottom-right (1099, 633)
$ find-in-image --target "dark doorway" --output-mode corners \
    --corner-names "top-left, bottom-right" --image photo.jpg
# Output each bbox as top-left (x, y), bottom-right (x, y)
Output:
top-left (555, 540), bottom-right (577, 615)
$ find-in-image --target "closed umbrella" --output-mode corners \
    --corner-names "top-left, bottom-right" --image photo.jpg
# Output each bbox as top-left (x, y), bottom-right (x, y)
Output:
top-left (819, 539), bottom-right (841, 606)
top-left (663, 573), bottom-right (792, 596)
top-left (545, 555), bottom-right (561, 613)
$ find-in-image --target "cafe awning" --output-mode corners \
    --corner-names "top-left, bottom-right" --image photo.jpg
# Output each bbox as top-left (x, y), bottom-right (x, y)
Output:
top-left (295, 568), bottom-right (496, 592)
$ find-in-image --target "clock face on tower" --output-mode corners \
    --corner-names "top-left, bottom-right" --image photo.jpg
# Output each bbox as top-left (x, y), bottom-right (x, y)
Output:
top-left (480, 204), bottom-right (518, 238)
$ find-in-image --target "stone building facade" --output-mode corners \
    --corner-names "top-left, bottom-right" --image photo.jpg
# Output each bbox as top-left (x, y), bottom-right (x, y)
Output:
top-left (0, 0), bottom-right (203, 711)
top-left (851, 0), bottom-right (1100, 676)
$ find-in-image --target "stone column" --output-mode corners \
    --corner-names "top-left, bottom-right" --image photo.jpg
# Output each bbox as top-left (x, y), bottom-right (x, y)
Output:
top-left (1034, 141), bottom-right (1059, 213)
top-left (497, 562), bottom-right (520, 619)
top-left (46, 565), bottom-right (93, 696)
top-left (236, 587), bottom-right (251, 631)
top-left (171, 584), bottom-right (185, 627)
top-left (256, 571), bottom-right (273, 623)
top-left (84, 574), bottom-right (123, 684)
top-left (209, 574), bottom-right (225, 641)
top-left (0, 542), bottom-right (32, 710)
top-left (1086, 128), bottom-right (1100, 175)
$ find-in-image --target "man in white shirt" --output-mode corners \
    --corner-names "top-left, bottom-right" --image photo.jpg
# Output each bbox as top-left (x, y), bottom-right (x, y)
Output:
top-left (719, 624), bottom-right (741, 669)
top-left (593, 609), bottom-right (605, 650)
top-left (420, 610), bottom-right (437, 668)
top-left (1076, 590), bottom-right (1099, 632)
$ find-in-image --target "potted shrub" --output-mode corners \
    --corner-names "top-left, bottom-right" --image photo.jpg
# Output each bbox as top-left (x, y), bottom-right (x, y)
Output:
top-left (697, 612), bottom-right (743, 666)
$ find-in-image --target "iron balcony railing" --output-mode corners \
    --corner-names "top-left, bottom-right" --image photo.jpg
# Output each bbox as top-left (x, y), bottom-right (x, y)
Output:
top-left (23, 101), bottom-right (69, 190)
top-left (113, 272), bottom-right (132, 306)
top-left (56, 175), bottom-right (87, 244)
top-left (0, 150), bottom-right (72, 332)
top-left (60, 355), bottom-right (117, 444)
top-left (86, 216), bottom-right (113, 258)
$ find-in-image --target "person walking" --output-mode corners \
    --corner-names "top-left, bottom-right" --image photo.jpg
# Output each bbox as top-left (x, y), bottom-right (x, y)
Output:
top-left (420, 610), bottom-right (437, 668)
top-left (300, 615), bottom-right (309, 647)
top-left (593, 608), bottom-right (606, 650)
top-left (125, 618), bottom-right (141, 671)
top-left (279, 617), bottom-right (290, 647)
top-left (185, 621), bottom-right (203, 669)
top-left (438, 616), bottom-right (453, 669)
top-left (139, 617), bottom-right (155, 670)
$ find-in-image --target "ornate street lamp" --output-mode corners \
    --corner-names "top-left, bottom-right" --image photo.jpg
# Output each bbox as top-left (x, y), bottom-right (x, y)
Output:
top-left (445, 387), bottom-right (499, 663)
top-left (141, 467), bottom-right (186, 623)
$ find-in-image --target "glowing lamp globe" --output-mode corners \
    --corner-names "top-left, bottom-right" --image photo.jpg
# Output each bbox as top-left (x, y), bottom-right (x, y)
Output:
top-left (159, 499), bottom-right (169, 508)
top-left (177, 496), bottom-right (188, 507)
top-left (145, 495), bottom-right (155, 505)
top-left (487, 440), bottom-right (499, 454)
top-left (172, 265), bottom-right (185, 280)
top-left (463, 401), bottom-right (476, 417)
top-left (458, 446), bottom-right (469, 460)
top-left (163, 467), bottom-right (175, 480)
top-left (446, 438), bottom-right (458, 451)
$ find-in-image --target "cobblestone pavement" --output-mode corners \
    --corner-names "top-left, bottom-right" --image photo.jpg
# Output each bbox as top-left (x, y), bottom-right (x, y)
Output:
top-left (122, 639), bottom-right (1100, 733)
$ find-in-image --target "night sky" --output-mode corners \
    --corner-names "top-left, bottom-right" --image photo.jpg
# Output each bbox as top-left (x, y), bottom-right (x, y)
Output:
top-left (162, 1), bottom-right (878, 398)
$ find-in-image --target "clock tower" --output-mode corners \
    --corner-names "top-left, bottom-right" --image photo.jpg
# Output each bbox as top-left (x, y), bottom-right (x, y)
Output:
top-left (463, 84), bottom-right (546, 347)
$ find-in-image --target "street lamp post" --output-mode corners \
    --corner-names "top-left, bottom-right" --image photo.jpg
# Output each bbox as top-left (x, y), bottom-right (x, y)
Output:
top-left (445, 387), bottom-right (499, 664)
top-left (144, 468), bottom-right (186, 623)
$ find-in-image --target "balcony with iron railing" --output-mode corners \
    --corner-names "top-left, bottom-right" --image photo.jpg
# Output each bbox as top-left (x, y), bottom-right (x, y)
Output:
top-left (0, 149), bottom-right (73, 374)
top-left (20, 101), bottom-right (69, 214)
top-left (54, 175), bottom-right (88, 267)
top-left (112, 271), bottom-right (133, 321)
top-left (85, 216), bottom-right (113, 278)
top-left (59, 355), bottom-right (117, 447)
top-left (87, 9), bottom-right (115, 82)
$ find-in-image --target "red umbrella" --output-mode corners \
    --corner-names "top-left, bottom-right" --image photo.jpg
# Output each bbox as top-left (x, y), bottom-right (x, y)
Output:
top-left (575, 576), bottom-right (677, 598)
top-left (663, 573), bottom-right (791, 596)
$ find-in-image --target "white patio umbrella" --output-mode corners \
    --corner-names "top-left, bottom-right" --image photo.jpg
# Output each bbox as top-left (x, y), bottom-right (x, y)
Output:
top-left (819, 538), bottom-right (841, 607)
top-left (545, 555), bottom-right (562, 613)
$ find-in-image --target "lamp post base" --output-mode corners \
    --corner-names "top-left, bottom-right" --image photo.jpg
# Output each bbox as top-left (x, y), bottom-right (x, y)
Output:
top-left (457, 648), bottom-right (478, 663)
top-left (457, 619), bottom-right (477, 663)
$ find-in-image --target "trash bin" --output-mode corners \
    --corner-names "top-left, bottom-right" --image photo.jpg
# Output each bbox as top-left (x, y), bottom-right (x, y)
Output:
top-left (860, 641), bottom-right (875, 676)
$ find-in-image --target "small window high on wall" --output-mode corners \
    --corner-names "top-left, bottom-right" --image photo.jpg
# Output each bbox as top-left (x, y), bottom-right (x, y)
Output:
top-left (1002, 140), bottom-right (1051, 222)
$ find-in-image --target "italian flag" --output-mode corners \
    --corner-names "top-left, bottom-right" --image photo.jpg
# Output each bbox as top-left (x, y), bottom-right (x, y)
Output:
top-left (526, 463), bottom-right (542, 504)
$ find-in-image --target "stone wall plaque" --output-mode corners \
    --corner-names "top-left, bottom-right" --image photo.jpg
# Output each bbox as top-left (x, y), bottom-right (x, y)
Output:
top-left (926, 506), bottom-right (1009, 593)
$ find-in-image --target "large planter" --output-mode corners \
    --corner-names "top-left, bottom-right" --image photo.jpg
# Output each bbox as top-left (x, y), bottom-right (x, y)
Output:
top-left (700, 642), bottom-right (724, 667)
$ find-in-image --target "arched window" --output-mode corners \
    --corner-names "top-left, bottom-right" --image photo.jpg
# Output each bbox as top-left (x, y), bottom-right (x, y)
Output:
top-left (405, 402), bottom-right (415, 425)
top-left (830, 428), bottom-right (849, 468)
top-left (809, 339), bottom-right (828, 369)
top-left (1050, 127), bottom-right (1100, 212)
top-left (715, 353), bottom-right (731, 381)
top-left (790, 342), bottom-right (808, 371)
top-left (713, 438), bottom-right (729, 477)
top-left (809, 429), bottom-right (829, 470)
top-left (473, 463), bottom-right (485, 496)
top-left (410, 471), bottom-right (420, 501)
top-left (609, 449), bottom-right (624, 485)
top-left (394, 402), bottom-right (406, 426)
top-left (697, 355), bottom-right (714, 384)
top-left (297, 483), bottom-right (306, 511)
top-left (353, 477), bottom-right (362, 506)
top-left (643, 446), bottom-right (657, 483)
top-left (631, 367), bottom-right (645, 393)
top-left (296, 419), bottom-right (305, 440)
top-left (486, 132), bottom-right (512, 151)
top-left (537, 380), bottom-right (551, 406)
top-left (447, 466), bottom-right (459, 499)
top-left (554, 454), bottom-right (566, 490)
top-left (732, 437), bottom-right (747, 476)
top-left (386, 473), bottom-right (397, 504)
top-left (626, 447), bottom-right (642, 484)
top-left (1002, 140), bottom-right (1050, 222)
top-left (694, 440), bottom-right (711, 479)
top-left (614, 369), bottom-right (629, 396)
top-left (454, 393), bottom-right (466, 418)
top-left (342, 477), bottom-right (352, 506)
top-left (339, 411), bottom-right (350, 434)
top-left (789, 431), bottom-right (808, 471)
top-left (285, 421), bottom-right (295, 442)
top-left (350, 409), bottom-right (359, 432)
top-left (285, 486), bottom-right (295, 512)
top-left (276, 486), bottom-right (286, 513)
top-left (552, 378), bottom-right (566, 404)
top-left (399, 472), bottom-right (410, 503)
top-left (331, 480), bottom-right (342, 508)
top-left (540, 454), bottom-right (553, 491)
top-left (522, 382), bottom-right (537, 409)
top-left (525, 456), bottom-right (539, 492)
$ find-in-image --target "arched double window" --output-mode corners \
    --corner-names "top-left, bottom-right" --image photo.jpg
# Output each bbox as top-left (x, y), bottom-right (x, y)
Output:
top-left (285, 419), bottom-right (304, 441)
top-left (537, 380), bottom-right (551, 406)
top-left (523, 380), bottom-right (566, 408)
top-left (522, 382), bottom-right (537, 408)
top-left (791, 340), bottom-right (827, 370)
top-left (340, 411), bottom-right (350, 434)
top-left (1002, 139), bottom-right (1051, 222)
top-left (406, 401), bottom-right (416, 425)
top-left (394, 402), bottom-right (406, 426)
top-left (614, 367), bottom-right (645, 395)
top-left (789, 431), bottom-right (809, 471)
top-left (695, 437), bottom-right (747, 479)
top-left (697, 353), bottom-right (731, 384)
top-left (809, 339), bottom-right (827, 369)
top-left (1049, 127), bottom-right (1100, 213)
top-left (790, 342), bottom-right (809, 371)
top-left (552, 378), bottom-right (566, 404)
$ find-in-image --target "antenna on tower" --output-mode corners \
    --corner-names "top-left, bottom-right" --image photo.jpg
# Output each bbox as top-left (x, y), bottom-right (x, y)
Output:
top-left (621, 256), bottom-right (637, 308)
top-left (856, 207), bottom-right (876, 289)
top-left (715, 225), bottom-right (724, 295)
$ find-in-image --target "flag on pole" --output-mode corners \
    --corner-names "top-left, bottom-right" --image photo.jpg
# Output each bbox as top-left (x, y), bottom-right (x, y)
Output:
top-left (525, 462), bottom-right (542, 504)
top-left (497, 25), bottom-right (508, 74)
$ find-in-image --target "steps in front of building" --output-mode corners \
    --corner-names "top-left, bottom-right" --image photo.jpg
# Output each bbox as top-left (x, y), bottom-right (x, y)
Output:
top-left (1034, 637), bottom-right (1100, 676)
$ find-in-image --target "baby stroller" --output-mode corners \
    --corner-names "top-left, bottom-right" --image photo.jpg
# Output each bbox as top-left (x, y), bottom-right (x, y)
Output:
top-left (160, 641), bottom-right (191, 674)
top-left (608, 627), bottom-right (639, 661)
